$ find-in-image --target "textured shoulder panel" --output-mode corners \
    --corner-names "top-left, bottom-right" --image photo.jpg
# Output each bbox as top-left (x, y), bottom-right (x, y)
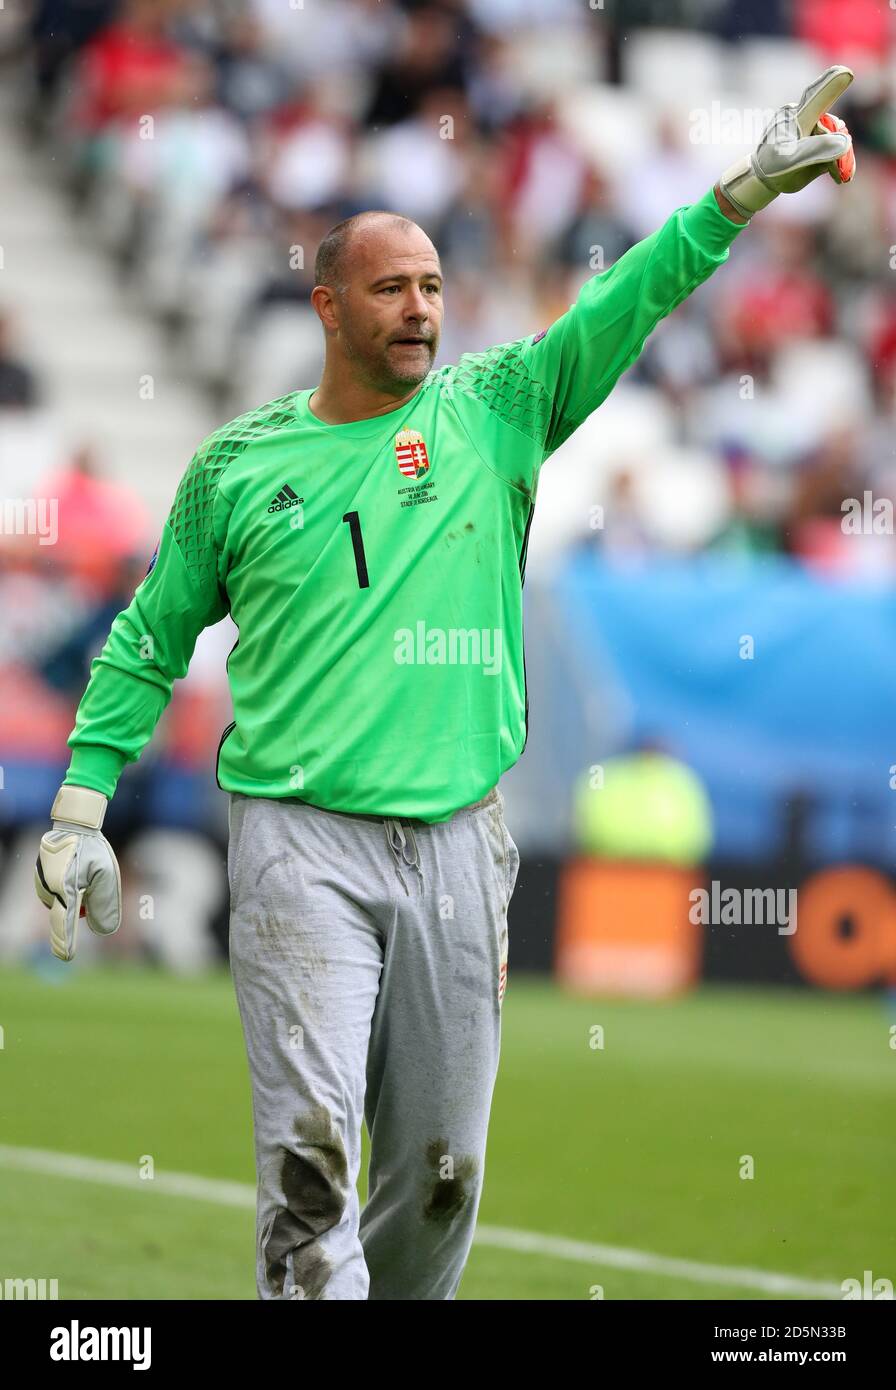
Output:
top-left (166, 391), bottom-right (298, 588)
top-left (433, 341), bottom-right (553, 448)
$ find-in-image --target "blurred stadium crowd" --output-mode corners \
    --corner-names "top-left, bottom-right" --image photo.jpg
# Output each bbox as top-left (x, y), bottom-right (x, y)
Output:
top-left (0, 0), bottom-right (894, 965)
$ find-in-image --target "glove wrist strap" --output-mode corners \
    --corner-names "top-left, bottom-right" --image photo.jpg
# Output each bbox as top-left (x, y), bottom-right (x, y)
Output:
top-left (51, 785), bottom-right (108, 831)
top-left (719, 156), bottom-right (774, 218)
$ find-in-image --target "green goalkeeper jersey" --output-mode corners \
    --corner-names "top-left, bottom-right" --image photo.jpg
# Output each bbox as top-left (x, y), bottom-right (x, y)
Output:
top-left (64, 189), bottom-right (746, 822)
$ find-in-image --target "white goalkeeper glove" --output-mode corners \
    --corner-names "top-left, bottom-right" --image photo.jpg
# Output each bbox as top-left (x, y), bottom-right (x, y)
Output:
top-left (34, 785), bottom-right (122, 962)
top-left (719, 64), bottom-right (856, 220)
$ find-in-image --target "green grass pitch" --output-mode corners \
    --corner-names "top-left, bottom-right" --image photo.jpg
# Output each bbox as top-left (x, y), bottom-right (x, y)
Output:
top-left (0, 962), bottom-right (892, 1300)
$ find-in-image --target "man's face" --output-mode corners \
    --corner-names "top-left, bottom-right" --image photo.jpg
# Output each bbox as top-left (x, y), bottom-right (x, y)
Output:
top-left (332, 223), bottom-right (443, 391)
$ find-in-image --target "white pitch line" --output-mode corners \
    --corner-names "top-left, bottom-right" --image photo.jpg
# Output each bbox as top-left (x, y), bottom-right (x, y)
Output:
top-left (472, 1226), bottom-right (842, 1298)
top-left (0, 1144), bottom-right (255, 1209)
top-left (0, 1144), bottom-right (842, 1298)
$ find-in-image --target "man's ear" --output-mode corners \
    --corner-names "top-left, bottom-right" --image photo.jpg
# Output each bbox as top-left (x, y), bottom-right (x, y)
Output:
top-left (311, 284), bottom-right (340, 332)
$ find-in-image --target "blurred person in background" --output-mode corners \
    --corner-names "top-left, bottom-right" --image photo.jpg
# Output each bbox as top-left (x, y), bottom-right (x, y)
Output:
top-left (63, 0), bottom-right (201, 194)
top-left (36, 442), bottom-right (153, 592)
top-left (552, 165), bottom-right (637, 280)
top-left (362, 2), bottom-right (474, 128)
top-left (707, 445), bottom-right (785, 557)
top-left (788, 424), bottom-right (895, 578)
top-left (39, 549), bottom-right (152, 701)
top-left (207, 8), bottom-right (294, 128)
top-left (0, 310), bottom-right (39, 409)
top-left (24, 0), bottom-right (115, 130)
top-left (572, 738), bottom-right (714, 866)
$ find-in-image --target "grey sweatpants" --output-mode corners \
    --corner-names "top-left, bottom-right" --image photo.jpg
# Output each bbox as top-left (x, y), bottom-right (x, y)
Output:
top-left (226, 784), bottom-right (520, 1301)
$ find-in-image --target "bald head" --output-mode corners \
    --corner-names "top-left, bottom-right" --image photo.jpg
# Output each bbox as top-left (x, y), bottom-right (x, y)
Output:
top-left (314, 211), bottom-right (420, 297)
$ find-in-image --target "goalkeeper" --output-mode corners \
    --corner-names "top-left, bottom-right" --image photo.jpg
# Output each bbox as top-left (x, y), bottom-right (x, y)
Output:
top-left (35, 68), bottom-right (855, 1300)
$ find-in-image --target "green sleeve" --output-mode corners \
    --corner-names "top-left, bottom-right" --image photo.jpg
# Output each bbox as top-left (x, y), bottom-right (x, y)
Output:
top-left (522, 187), bottom-right (748, 459)
top-left (63, 439), bottom-right (233, 799)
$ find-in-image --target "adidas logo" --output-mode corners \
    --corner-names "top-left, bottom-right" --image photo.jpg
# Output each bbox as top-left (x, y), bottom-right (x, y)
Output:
top-left (268, 484), bottom-right (304, 513)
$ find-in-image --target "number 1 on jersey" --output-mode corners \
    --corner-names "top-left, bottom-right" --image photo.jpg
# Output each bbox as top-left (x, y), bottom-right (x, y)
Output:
top-left (342, 511), bottom-right (369, 588)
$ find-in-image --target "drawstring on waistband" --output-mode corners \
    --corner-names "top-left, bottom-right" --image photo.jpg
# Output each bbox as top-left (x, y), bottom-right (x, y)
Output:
top-left (384, 818), bottom-right (424, 897)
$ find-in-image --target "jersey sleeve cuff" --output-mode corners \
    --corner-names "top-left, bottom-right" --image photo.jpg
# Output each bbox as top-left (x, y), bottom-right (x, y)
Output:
top-left (64, 744), bottom-right (129, 801)
top-left (681, 187), bottom-right (751, 257)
